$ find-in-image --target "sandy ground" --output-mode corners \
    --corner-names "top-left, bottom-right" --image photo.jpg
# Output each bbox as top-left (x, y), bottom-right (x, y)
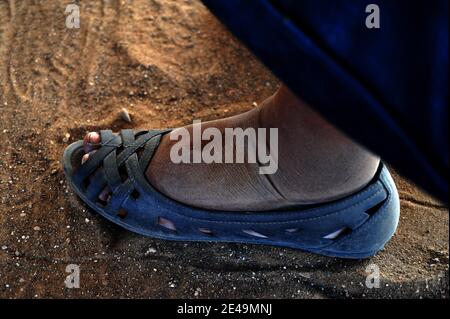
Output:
top-left (0, 0), bottom-right (448, 299)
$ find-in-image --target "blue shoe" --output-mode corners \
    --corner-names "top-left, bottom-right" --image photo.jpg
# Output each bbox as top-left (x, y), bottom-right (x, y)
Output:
top-left (63, 129), bottom-right (400, 259)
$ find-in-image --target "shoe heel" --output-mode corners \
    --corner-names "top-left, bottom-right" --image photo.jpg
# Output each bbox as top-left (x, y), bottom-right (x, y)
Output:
top-left (320, 168), bottom-right (400, 259)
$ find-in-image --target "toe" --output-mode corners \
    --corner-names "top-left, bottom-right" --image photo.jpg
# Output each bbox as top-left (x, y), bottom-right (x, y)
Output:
top-left (81, 153), bottom-right (90, 165)
top-left (81, 150), bottom-right (97, 165)
top-left (80, 149), bottom-right (110, 202)
top-left (98, 187), bottom-right (111, 202)
top-left (83, 132), bottom-right (101, 153)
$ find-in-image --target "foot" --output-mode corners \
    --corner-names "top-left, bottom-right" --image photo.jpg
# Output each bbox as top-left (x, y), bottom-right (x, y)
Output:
top-left (81, 86), bottom-right (380, 211)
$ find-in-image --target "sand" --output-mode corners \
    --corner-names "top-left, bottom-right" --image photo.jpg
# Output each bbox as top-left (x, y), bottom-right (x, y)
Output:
top-left (0, 0), bottom-right (448, 298)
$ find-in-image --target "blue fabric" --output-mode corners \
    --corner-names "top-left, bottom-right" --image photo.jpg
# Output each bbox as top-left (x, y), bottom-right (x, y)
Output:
top-left (202, 0), bottom-right (449, 203)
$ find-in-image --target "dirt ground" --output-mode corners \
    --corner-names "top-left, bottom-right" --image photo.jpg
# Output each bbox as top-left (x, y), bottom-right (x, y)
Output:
top-left (0, 0), bottom-right (448, 299)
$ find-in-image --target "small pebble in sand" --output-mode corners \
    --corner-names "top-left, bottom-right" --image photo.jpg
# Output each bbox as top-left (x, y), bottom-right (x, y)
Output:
top-left (1, 246), bottom-right (7, 250)
top-left (145, 247), bottom-right (157, 255)
top-left (62, 133), bottom-right (71, 143)
top-left (33, 226), bottom-right (41, 231)
top-left (120, 108), bottom-right (132, 123)
top-left (85, 218), bottom-right (90, 223)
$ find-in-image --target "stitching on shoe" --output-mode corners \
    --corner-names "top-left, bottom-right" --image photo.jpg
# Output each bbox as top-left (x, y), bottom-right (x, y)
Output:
top-left (167, 189), bottom-right (384, 225)
top-left (320, 169), bottom-right (395, 249)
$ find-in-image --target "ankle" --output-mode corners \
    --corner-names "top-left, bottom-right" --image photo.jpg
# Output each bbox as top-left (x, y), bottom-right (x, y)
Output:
top-left (258, 86), bottom-right (380, 204)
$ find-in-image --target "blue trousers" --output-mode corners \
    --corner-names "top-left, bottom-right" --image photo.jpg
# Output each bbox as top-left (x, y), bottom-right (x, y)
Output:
top-left (203, 0), bottom-right (448, 203)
